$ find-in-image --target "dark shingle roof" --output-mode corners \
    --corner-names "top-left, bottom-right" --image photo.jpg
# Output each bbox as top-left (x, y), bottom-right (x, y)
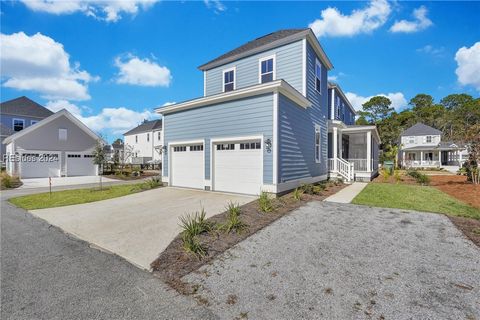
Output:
top-left (0, 123), bottom-right (14, 137)
top-left (123, 119), bottom-right (162, 136)
top-left (198, 29), bottom-right (309, 71)
top-left (400, 123), bottom-right (442, 136)
top-left (0, 96), bottom-right (53, 118)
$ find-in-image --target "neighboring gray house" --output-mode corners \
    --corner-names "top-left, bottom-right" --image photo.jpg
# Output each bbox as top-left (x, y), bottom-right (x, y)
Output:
top-left (156, 28), bottom-right (379, 195)
top-left (123, 119), bottom-right (163, 165)
top-left (3, 109), bottom-right (101, 178)
top-left (0, 96), bottom-right (53, 163)
top-left (399, 122), bottom-right (466, 170)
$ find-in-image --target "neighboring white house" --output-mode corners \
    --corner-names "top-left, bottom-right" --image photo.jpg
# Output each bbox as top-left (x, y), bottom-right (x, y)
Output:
top-left (123, 119), bottom-right (163, 165)
top-left (3, 109), bottom-right (102, 178)
top-left (399, 123), bottom-right (466, 170)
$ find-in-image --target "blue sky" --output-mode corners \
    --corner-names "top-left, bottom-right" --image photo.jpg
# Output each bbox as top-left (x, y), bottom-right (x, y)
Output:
top-left (1, 1), bottom-right (479, 142)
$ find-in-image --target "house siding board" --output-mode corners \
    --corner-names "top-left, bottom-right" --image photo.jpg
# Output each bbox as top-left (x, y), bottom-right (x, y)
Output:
top-left (163, 94), bottom-right (274, 183)
top-left (278, 42), bottom-right (328, 182)
top-left (205, 40), bottom-right (303, 96)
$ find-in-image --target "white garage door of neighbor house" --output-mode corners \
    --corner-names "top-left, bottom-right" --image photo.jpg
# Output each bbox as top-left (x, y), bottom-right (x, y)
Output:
top-left (66, 153), bottom-right (97, 176)
top-left (171, 144), bottom-right (204, 189)
top-left (213, 140), bottom-right (262, 195)
top-left (20, 152), bottom-right (61, 178)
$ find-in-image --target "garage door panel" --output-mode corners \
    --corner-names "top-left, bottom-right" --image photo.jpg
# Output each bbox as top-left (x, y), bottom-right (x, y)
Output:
top-left (171, 144), bottom-right (204, 189)
top-left (213, 140), bottom-right (262, 195)
top-left (20, 152), bottom-right (61, 178)
top-left (67, 154), bottom-right (97, 176)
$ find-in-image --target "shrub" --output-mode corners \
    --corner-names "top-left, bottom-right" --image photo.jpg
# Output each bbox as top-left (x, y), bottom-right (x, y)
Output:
top-left (179, 208), bottom-right (211, 238)
top-left (406, 169), bottom-right (421, 179)
top-left (300, 183), bottom-right (315, 195)
top-left (258, 191), bottom-right (274, 213)
top-left (293, 188), bottom-right (303, 201)
top-left (393, 170), bottom-right (402, 183)
top-left (416, 173), bottom-right (430, 185)
top-left (182, 233), bottom-right (206, 258)
top-left (145, 177), bottom-right (161, 188)
top-left (1, 173), bottom-right (13, 189)
top-left (221, 202), bottom-right (247, 233)
top-left (381, 168), bottom-right (391, 182)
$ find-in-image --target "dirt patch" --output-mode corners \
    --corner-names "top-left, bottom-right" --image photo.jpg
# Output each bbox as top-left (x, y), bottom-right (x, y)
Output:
top-left (448, 215), bottom-right (480, 248)
top-left (429, 175), bottom-right (480, 209)
top-left (151, 182), bottom-right (346, 294)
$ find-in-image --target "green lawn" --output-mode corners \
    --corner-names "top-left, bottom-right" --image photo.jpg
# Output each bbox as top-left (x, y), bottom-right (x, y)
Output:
top-left (10, 182), bottom-right (160, 210)
top-left (352, 183), bottom-right (480, 220)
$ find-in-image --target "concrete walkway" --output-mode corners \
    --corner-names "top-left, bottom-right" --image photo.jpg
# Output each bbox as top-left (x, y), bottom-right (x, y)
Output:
top-left (30, 187), bottom-right (255, 270)
top-left (324, 182), bottom-right (368, 203)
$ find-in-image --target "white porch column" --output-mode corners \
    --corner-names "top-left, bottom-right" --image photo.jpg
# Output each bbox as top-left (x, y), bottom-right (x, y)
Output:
top-left (420, 151), bottom-right (424, 165)
top-left (438, 150), bottom-right (441, 167)
top-left (459, 150), bottom-right (462, 166)
top-left (333, 127), bottom-right (338, 171)
top-left (366, 131), bottom-right (371, 172)
top-left (339, 130), bottom-right (343, 159)
top-left (402, 151), bottom-right (406, 167)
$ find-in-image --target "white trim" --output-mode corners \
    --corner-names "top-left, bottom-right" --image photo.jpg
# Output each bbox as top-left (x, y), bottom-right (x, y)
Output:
top-left (330, 88), bottom-right (335, 120)
top-left (156, 80), bottom-right (311, 115)
top-left (203, 71), bottom-right (206, 97)
top-left (12, 118), bottom-right (25, 132)
top-left (210, 135), bottom-right (264, 193)
top-left (3, 109), bottom-right (102, 145)
top-left (168, 139), bottom-right (206, 190)
top-left (258, 54), bottom-right (276, 84)
top-left (276, 174), bottom-right (328, 194)
top-left (314, 58), bottom-right (322, 94)
top-left (273, 92), bottom-right (278, 185)
top-left (222, 66), bottom-right (236, 92)
top-left (315, 124), bottom-right (321, 163)
top-left (18, 150), bottom-right (62, 179)
top-left (302, 39), bottom-right (307, 96)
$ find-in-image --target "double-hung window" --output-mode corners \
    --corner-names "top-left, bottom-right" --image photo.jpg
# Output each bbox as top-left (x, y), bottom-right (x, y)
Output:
top-left (58, 128), bottom-right (67, 141)
top-left (259, 56), bottom-right (274, 83)
top-left (223, 68), bottom-right (235, 92)
top-left (315, 125), bottom-right (321, 163)
top-left (315, 59), bottom-right (322, 93)
top-left (13, 119), bottom-right (24, 132)
top-left (147, 133), bottom-right (150, 142)
top-left (426, 136), bottom-right (432, 143)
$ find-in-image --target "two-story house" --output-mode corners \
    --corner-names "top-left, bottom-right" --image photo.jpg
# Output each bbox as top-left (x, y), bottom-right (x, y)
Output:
top-left (0, 96), bottom-right (53, 163)
top-left (156, 28), bottom-right (379, 195)
top-left (124, 119), bottom-right (163, 165)
top-left (399, 122), bottom-right (466, 170)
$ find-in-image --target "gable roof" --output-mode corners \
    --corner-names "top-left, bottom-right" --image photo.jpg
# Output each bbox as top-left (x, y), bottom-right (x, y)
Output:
top-left (2, 109), bottom-right (101, 145)
top-left (198, 28), bottom-right (333, 71)
top-left (400, 123), bottom-right (442, 136)
top-left (328, 82), bottom-right (356, 115)
top-left (123, 119), bottom-right (162, 136)
top-left (0, 96), bottom-right (53, 118)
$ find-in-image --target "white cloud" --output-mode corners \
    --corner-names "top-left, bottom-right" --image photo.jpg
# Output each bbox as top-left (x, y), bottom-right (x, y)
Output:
top-left (204, 0), bottom-right (226, 13)
top-left (345, 92), bottom-right (407, 111)
top-left (46, 100), bottom-right (157, 135)
top-left (115, 55), bottom-right (171, 87)
top-left (416, 44), bottom-right (445, 57)
top-left (161, 101), bottom-right (176, 106)
top-left (328, 75), bottom-right (338, 81)
top-left (20, 0), bottom-right (159, 22)
top-left (308, 0), bottom-right (391, 37)
top-left (455, 42), bottom-right (480, 91)
top-left (1, 32), bottom-right (96, 100)
top-left (390, 6), bottom-right (432, 33)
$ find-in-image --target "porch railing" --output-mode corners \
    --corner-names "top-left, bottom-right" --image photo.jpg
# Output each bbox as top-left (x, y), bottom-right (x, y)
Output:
top-left (346, 159), bottom-right (368, 172)
top-left (404, 160), bottom-right (440, 167)
top-left (328, 158), bottom-right (354, 182)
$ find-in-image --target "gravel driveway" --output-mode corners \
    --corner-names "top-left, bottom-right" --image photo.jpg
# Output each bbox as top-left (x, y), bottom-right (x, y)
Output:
top-left (184, 202), bottom-right (480, 319)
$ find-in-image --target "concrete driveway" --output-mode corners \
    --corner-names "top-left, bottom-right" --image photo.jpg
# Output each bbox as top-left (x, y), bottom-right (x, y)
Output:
top-left (30, 187), bottom-right (255, 270)
top-left (184, 202), bottom-right (480, 319)
top-left (20, 176), bottom-right (117, 189)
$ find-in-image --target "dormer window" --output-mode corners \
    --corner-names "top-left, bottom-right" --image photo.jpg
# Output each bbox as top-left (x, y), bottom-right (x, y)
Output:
top-left (315, 59), bottom-right (322, 93)
top-left (223, 68), bottom-right (235, 92)
top-left (259, 56), bottom-right (275, 83)
top-left (426, 136), bottom-right (432, 143)
top-left (13, 119), bottom-right (24, 132)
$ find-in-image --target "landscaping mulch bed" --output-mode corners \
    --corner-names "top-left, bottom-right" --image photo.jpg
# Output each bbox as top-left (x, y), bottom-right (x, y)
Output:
top-left (448, 215), bottom-right (480, 248)
top-left (430, 175), bottom-right (480, 209)
top-left (102, 171), bottom-right (159, 181)
top-left (151, 182), bottom-right (347, 294)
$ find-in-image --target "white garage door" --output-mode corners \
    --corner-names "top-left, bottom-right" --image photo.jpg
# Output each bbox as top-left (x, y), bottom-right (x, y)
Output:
top-left (213, 140), bottom-right (262, 195)
top-left (20, 152), bottom-right (61, 178)
top-left (66, 153), bottom-right (97, 176)
top-left (171, 143), bottom-right (204, 189)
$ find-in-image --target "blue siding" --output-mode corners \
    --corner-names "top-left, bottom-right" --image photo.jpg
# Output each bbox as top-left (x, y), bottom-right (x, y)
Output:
top-left (205, 40), bottom-right (303, 96)
top-left (164, 94), bottom-right (274, 183)
top-left (331, 89), bottom-right (356, 125)
top-left (0, 114), bottom-right (44, 132)
top-left (278, 42), bottom-right (329, 182)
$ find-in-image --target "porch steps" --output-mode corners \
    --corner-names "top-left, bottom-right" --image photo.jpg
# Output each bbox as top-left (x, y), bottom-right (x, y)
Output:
top-left (324, 182), bottom-right (368, 204)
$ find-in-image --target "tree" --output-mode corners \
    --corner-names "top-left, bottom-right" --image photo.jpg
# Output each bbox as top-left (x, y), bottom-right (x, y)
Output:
top-left (409, 94), bottom-right (446, 128)
top-left (361, 96), bottom-right (394, 123)
top-left (463, 124), bottom-right (480, 184)
top-left (92, 139), bottom-right (106, 190)
top-left (355, 114), bottom-right (369, 125)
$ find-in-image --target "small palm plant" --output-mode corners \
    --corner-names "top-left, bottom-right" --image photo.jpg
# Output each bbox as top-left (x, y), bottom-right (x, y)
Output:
top-left (293, 188), bottom-right (303, 201)
top-left (221, 202), bottom-right (248, 233)
top-left (258, 191), bottom-right (274, 213)
top-left (179, 208), bottom-right (211, 257)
